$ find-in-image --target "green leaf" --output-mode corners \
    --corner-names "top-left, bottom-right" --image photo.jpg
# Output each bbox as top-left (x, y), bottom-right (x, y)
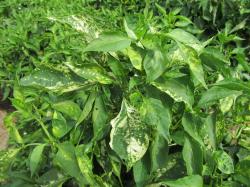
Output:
top-left (84, 33), bottom-right (131, 52)
top-left (234, 156), bottom-right (250, 186)
top-left (133, 154), bottom-right (150, 187)
top-left (197, 86), bottom-right (242, 107)
top-left (141, 97), bottom-right (171, 141)
top-left (152, 77), bottom-right (194, 108)
top-left (177, 43), bottom-right (207, 88)
top-left (182, 135), bottom-right (203, 175)
top-left (19, 67), bottom-right (88, 93)
top-left (150, 134), bottom-right (169, 172)
top-left (166, 29), bottom-right (202, 52)
top-left (214, 79), bottom-right (250, 95)
top-left (65, 62), bottom-right (113, 84)
top-left (92, 94), bottom-right (109, 140)
top-left (54, 142), bottom-right (86, 185)
top-left (126, 46), bottom-right (143, 70)
top-left (160, 175), bottom-right (203, 187)
top-left (200, 47), bottom-right (231, 77)
top-left (53, 100), bottom-right (81, 121)
top-left (214, 150), bottom-right (234, 174)
top-left (109, 100), bottom-right (149, 168)
top-left (52, 111), bottom-right (73, 138)
top-left (143, 50), bottom-right (167, 82)
top-left (124, 18), bottom-right (137, 40)
top-left (77, 92), bottom-right (96, 126)
top-left (30, 144), bottom-right (45, 177)
top-left (182, 113), bottom-right (204, 146)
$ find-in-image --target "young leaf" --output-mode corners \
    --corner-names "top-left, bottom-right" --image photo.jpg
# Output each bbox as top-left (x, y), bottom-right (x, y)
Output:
top-left (65, 62), bottom-right (113, 84)
top-left (30, 144), bottom-right (46, 177)
top-left (109, 100), bottom-right (149, 169)
top-left (53, 100), bottom-right (81, 121)
top-left (84, 33), bottom-right (131, 52)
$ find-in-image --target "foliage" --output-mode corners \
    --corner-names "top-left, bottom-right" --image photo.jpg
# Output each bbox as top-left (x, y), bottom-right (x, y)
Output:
top-left (0, 0), bottom-right (250, 186)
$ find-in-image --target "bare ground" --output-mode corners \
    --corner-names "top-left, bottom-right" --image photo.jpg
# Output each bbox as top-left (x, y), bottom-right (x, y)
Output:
top-left (0, 110), bottom-right (8, 150)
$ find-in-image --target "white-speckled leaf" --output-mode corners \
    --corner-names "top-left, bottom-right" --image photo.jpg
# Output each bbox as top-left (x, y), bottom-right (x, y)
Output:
top-left (65, 62), bottom-right (113, 84)
top-left (19, 67), bottom-right (89, 93)
top-left (152, 77), bottom-right (194, 108)
top-left (109, 100), bottom-right (149, 169)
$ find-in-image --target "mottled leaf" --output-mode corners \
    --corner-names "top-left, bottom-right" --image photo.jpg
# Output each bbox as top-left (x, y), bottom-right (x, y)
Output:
top-left (160, 175), bottom-right (203, 187)
top-left (65, 62), bottom-right (113, 84)
top-left (126, 46), bottom-right (143, 70)
top-left (152, 77), bottom-right (194, 108)
top-left (214, 150), bottom-right (234, 174)
top-left (109, 100), bottom-right (149, 168)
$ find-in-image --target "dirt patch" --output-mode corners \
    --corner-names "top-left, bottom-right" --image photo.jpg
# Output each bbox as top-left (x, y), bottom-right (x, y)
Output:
top-left (0, 110), bottom-right (8, 150)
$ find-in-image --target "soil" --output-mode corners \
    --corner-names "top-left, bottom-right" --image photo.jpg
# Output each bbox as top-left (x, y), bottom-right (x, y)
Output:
top-left (0, 109), bottom-right (8, 150)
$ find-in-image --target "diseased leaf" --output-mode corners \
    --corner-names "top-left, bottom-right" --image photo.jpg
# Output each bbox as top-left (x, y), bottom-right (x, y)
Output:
top-left (19, 67), bottom-right (88, 92)
top-left (53, 100), bottom-right (81, 121)
top-left (152, 77), bottom-right (194, 108)
top-left (109, 100), bottom-right (149, 168)
top-left (126, 46), bottom-right (143, 70)
top-left (197, 86), bottom-right (242, 107)
top-left (52, 111), bottom-right (73, 138)
top-left (65, 62), bottom-right (113, 84)
top-left (214, 150), bottom-right (234, 174)
top-left (177, 43), bottom-right (207, 88)
top-left (30, 144), bottom-right (45, 177)
top-left (84, 33), bottom-right (131, 52)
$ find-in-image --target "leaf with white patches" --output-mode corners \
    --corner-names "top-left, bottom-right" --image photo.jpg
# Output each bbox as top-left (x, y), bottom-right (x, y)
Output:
top-left (109, 100), bottom-right (149, 169)
top-left (152, 77), bottom-right (194, 108)
top-left (19, 67), bottom-right (89, 92)
top-left (65, 62), bottom-right (113, 84)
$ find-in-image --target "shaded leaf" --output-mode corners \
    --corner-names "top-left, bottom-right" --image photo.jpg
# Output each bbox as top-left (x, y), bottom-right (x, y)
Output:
top-left (30, 144), bottom-right (46, 177)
